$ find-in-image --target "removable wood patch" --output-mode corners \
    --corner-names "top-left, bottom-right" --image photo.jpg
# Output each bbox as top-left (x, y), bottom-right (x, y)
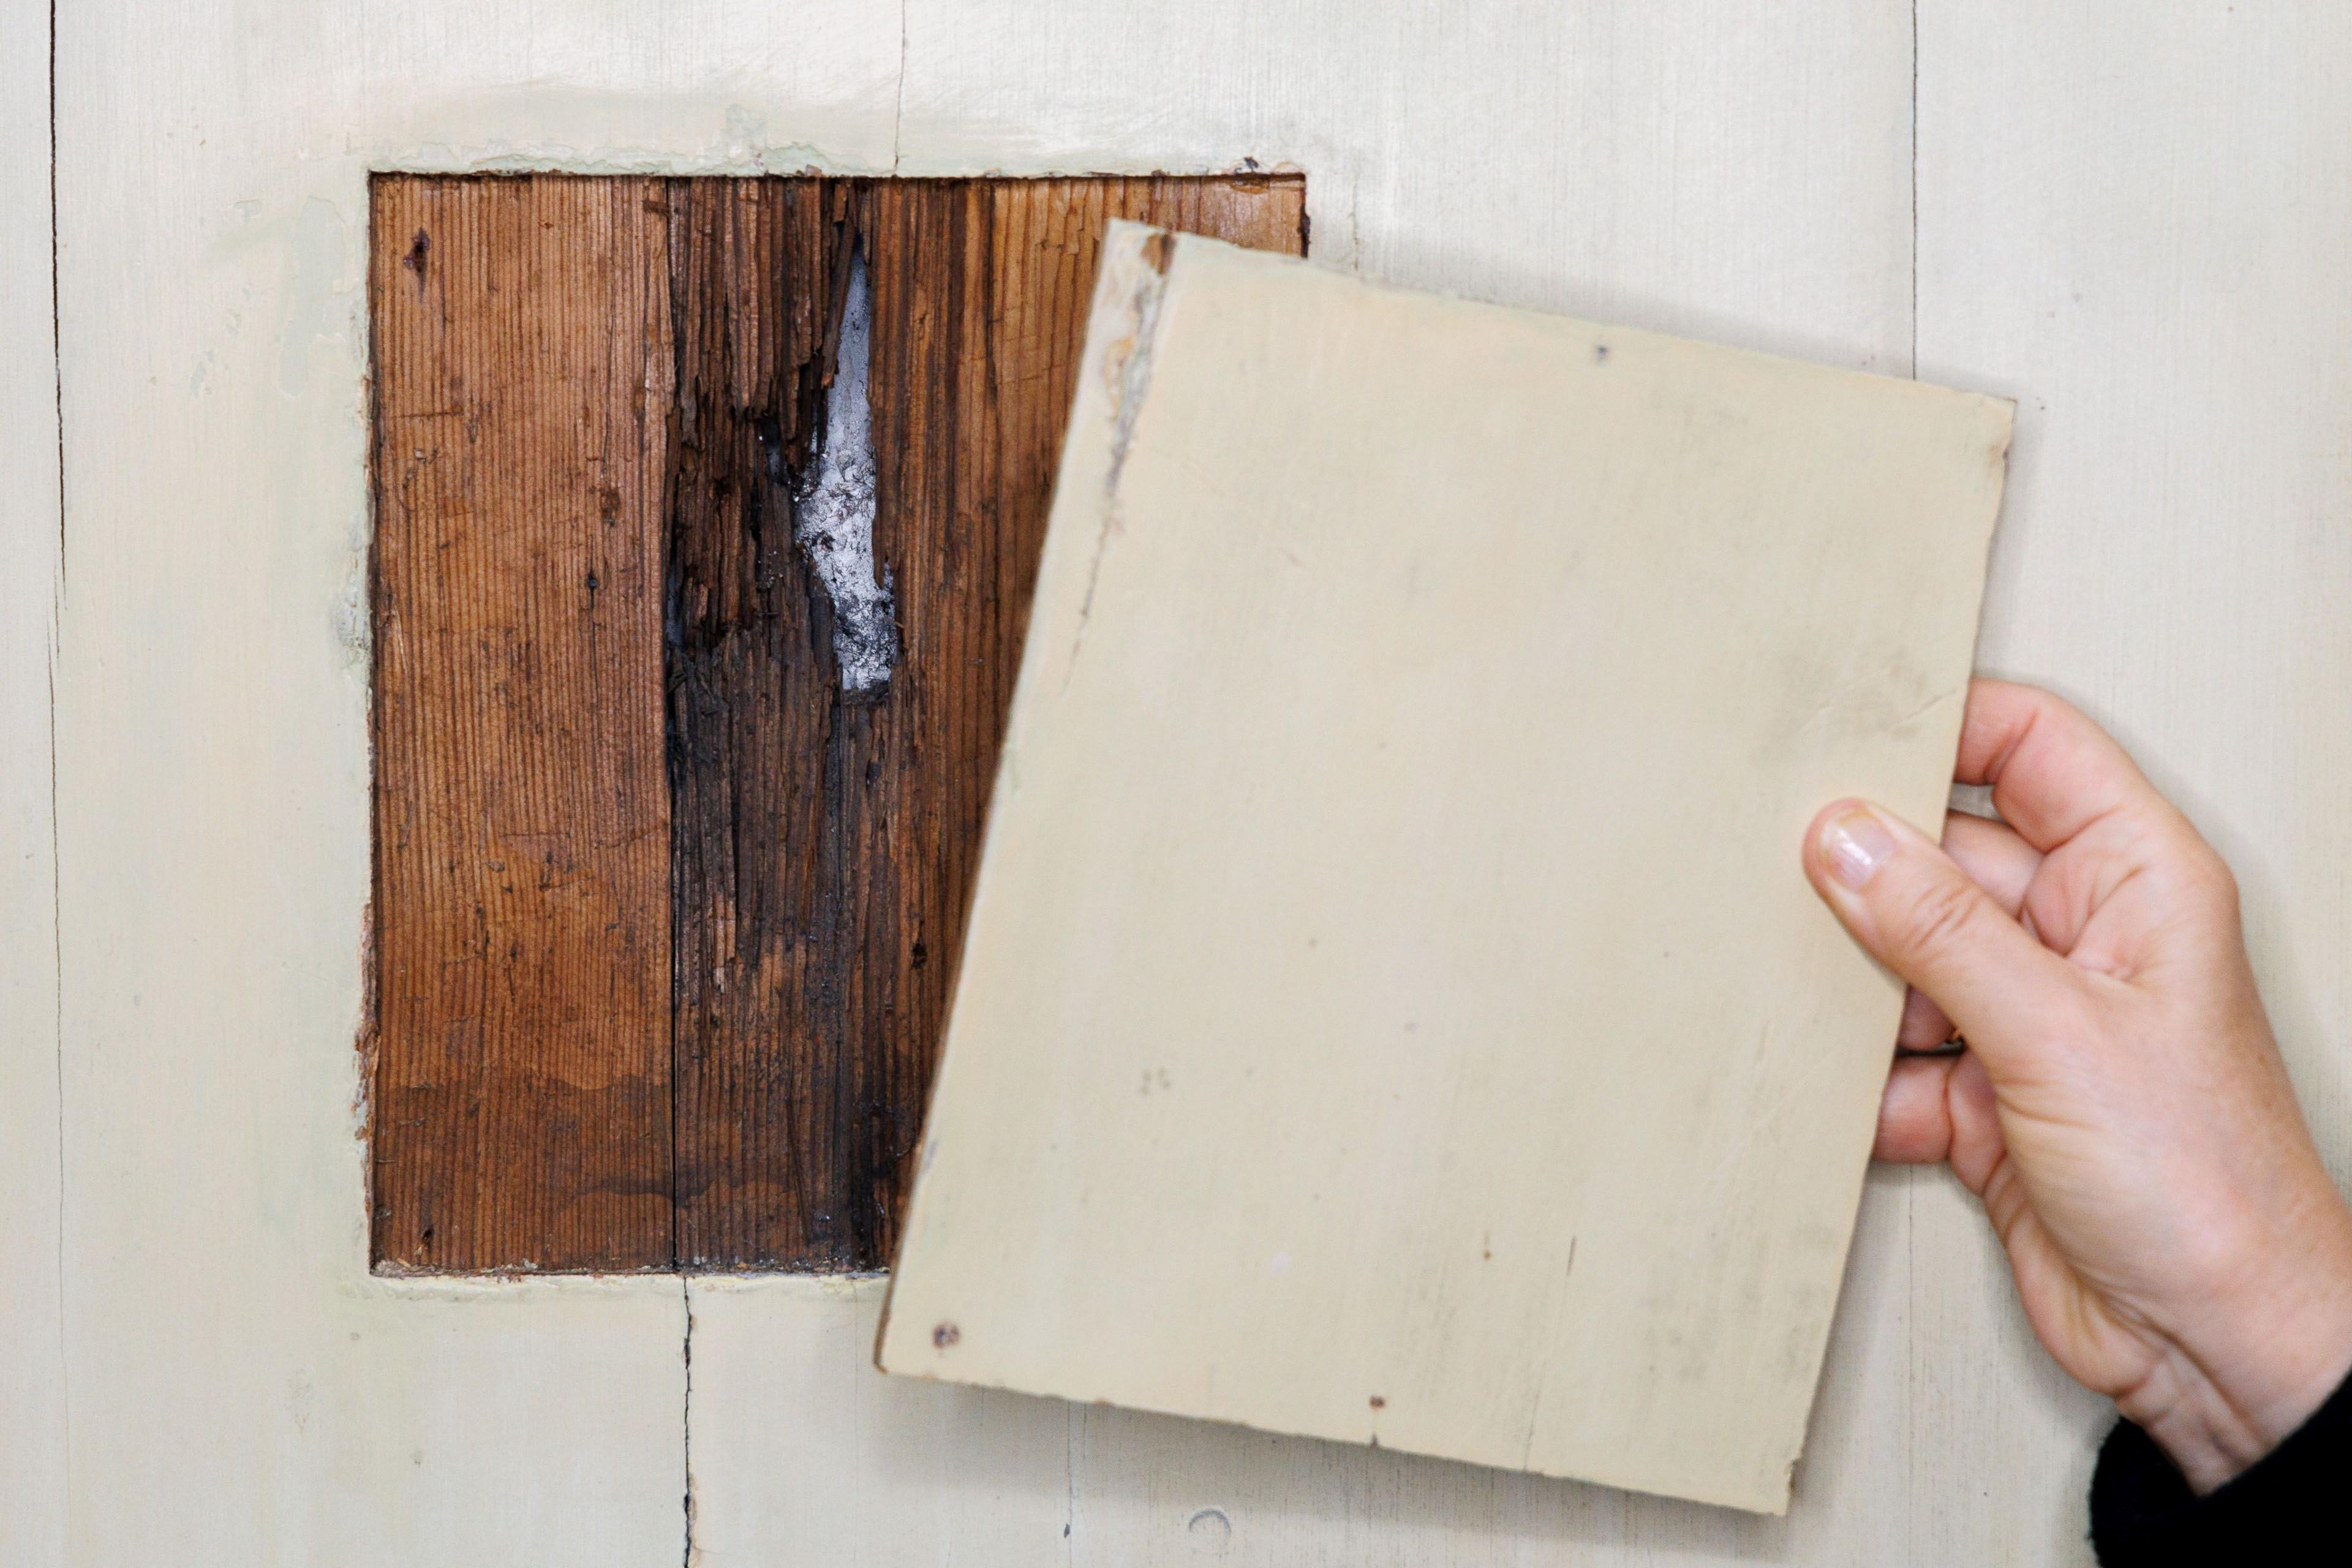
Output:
top-left (878, 226), bottom-right (2011, 1512)
top-left (366, 174), bottom-right (1305, 1273)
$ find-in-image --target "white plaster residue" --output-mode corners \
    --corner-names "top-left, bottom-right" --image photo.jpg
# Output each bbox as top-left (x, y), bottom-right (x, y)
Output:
top-left (1102, 246), bottom-right (1173, 497)
top-left (1064, 235), bottom-right (1175, 688)
top-left (794, 247), bottom-right (899, 696)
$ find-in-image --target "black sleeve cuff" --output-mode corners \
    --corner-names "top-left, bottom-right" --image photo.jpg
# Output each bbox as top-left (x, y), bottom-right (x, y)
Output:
top-left (2091, 1363), bottom-right (2352, 1565)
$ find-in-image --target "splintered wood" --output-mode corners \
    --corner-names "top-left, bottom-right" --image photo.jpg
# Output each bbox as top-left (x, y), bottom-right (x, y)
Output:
top-left (878, 226), bottom-right (2011, 1512)
top-left (368, 175), bottom-right (1306, 1273)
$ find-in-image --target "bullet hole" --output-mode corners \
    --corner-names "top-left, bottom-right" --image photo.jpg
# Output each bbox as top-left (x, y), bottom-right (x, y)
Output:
top-left (933, 1321), bottom-right (960, 1349)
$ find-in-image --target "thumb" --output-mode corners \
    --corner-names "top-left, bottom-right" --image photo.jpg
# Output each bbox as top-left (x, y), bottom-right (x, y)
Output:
top-left (1804, 800), bottom-right (2078, 1057)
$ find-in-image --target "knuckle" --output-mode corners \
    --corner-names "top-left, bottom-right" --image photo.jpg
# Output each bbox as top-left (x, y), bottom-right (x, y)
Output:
top-left (2156, 812), bottom-right (2237, 897)
top-left (2170, 836), bottom-right (2241, 916)
top-left (1893, 874), bottom-right (1984, 966)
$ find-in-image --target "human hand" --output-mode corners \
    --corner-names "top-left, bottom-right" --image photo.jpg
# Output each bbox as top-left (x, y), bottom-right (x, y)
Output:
top-left (1804, 679), bottom-right (2352, 1493)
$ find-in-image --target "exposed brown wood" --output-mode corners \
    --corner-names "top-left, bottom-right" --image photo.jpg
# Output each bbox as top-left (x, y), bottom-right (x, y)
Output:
top-left (369, 172), bottom-right (1306, 1272)
top-left (369, 174), bottom-right (677, 1270)
top-left (669, 176), bottom-right (1306, 1270)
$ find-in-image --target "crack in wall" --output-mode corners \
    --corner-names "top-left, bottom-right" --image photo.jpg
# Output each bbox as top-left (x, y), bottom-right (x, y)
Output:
top-left (47, 0), bottom-right (72, 1535)
top-left (680, 1278), bottom-right (698, 1567)
top-left (891, 0), bottom-right (909, 174)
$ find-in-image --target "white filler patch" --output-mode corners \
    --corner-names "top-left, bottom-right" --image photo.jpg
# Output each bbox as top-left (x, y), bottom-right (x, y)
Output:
top-left (794, 248), bottom-right (899, 696)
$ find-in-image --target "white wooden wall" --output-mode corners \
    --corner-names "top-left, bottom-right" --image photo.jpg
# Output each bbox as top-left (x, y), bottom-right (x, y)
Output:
top-left (2, 1), bottom-right (69, 1564)
top-left (6, 2), bottom-right (2346, 1561)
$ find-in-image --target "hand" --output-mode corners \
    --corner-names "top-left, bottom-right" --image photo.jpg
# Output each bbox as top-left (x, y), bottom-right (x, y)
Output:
top-left (1804, 679), bottom-right (2352, 1493)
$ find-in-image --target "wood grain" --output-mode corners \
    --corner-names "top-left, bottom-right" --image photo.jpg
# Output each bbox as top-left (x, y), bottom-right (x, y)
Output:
top-left (673, 175), bottom-right (1305, 1272)
top-left (368, 173), bottom-right (1304, 1272)
top-left (369, 175), bottom-right (678, 1271)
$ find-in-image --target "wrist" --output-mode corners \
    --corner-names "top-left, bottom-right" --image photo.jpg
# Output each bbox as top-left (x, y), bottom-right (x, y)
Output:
top-left (2127, 1199), bottom-right (2352, 1492)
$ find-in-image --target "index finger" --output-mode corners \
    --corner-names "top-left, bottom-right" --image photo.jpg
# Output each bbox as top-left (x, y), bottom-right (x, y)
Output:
top-left (1953, 679), bottom-right (2171, 854)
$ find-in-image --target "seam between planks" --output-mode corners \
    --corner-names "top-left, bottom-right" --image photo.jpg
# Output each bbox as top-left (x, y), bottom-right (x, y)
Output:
top-left (1909, 0), bottom-right (1921, 380)
top-left (47, 0), bottom-right (72, 1537)
top-left (680, 1276), bottom-right (696, 1566)
top-left (891, 0), bottom-right (908, 174)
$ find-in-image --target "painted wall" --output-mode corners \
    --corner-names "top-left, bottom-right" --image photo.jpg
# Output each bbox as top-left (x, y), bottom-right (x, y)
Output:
top-left (8, 1), bottom-right (2349, 1561)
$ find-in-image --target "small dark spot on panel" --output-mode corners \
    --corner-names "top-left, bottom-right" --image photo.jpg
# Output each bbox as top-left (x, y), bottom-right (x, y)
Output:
top-left (584, 571), bottom-right (600, 593)
top-left (403, 228), bottom-right (430, 285)
top-left (933, 1321), bottom-right (960, 1349)
top-left (911, 941), bottom-right (928, 968)
top-left (1142, 230), bottom-right (1175, 274)
top-left (1594, 343), bottom-right (1610, 364)
top-left (1368, 1394), bottom-right (1385, 1409)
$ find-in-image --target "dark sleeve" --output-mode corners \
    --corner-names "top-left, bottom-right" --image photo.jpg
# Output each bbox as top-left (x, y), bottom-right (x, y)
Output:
top-left (2090, 1364), bottom-right (2352, 1565)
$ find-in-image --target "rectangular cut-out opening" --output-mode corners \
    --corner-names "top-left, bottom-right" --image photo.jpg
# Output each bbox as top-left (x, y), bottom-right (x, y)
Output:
top-left (366, 172), bottom-right (1307, 1273)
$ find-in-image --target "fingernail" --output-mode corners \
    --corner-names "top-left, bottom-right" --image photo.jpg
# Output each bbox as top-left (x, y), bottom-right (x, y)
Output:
top-left (1821, 805), bottom-right (1896, 890)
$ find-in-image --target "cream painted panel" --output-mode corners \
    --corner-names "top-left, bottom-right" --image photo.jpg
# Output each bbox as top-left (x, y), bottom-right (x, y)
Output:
top-left (875, 228), bottom-right (2010, 1513)
top-left (1, 0), bottom-right (67, 1562)
top-left (1913, 5), bottom-right (2352, 1562)
top-left (43, 0), bottom-right (906, 1561)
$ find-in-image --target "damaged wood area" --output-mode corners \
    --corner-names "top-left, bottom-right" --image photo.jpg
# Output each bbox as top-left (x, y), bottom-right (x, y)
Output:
top-left (367, 172), bottom-right (1307, 1272)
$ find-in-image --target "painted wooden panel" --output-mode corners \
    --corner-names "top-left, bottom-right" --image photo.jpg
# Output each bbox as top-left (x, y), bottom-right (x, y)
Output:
top-left (0, 0), bottom-right (67, 1562)
top-left (876, 226), bottom-right (2009, 1513)
top-left (368, 173), bottom-right (1303, 1273)
top-left (51, 0), bottom-right (2350, 1561)
top-left (35, 0), bottom-right (1919, 1556)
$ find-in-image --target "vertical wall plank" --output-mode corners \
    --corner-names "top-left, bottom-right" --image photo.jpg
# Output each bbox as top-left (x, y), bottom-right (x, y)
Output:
top-left (370, 175), bottom-right (677, 1271)
top-left (671, 175), bottom-right (1306, 1270)
top-left (663, 173), bottom-right (857, 1267)
top-left (0, 0), bottom-right (67, 1559)
top-left (1916, 7), bottom-right (2352, 1561)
